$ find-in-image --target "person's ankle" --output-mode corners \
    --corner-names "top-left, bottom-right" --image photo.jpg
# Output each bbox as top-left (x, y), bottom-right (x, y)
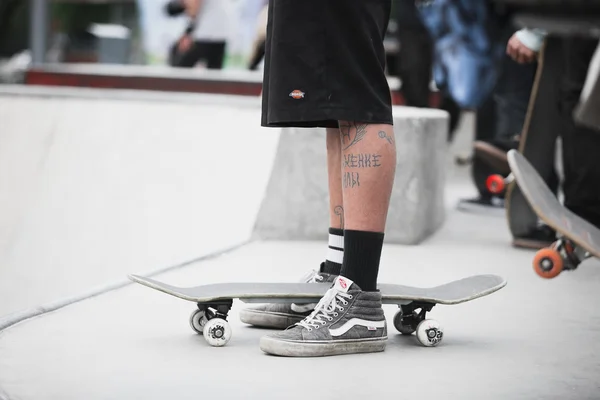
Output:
top-left (339, 229), bottom-right (384, 291)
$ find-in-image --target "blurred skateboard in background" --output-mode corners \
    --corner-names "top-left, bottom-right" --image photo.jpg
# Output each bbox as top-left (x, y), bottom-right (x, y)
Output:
top-left (505, 39), bottom-right (561, 249)
top-left (508, 150), bottom-right (600, 279)
top-left (457, 140), bottom-right (511, 214)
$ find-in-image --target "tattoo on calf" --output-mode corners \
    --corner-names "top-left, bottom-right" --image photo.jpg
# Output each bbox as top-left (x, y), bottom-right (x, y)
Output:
top-left (334, 205), bottom-right (344, 229)
top-left (340, 122), bottom-right (369, 150)
top-left (343, 172), bottom-right (360, 189)
top-left (343, 153), bottom-right (382, 168)
top-left (378, 131), bottom-right (394, 144)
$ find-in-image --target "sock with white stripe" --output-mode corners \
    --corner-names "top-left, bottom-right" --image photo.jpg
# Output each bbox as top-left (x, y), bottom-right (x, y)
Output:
top-left (321, 228), bottom-right (343, 275)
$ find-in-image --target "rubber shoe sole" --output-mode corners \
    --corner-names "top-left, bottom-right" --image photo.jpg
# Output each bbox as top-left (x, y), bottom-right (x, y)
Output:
top-left (260, 336), bottom-right (387, 357)
top-left (239, 309), bottom-right (305, 330)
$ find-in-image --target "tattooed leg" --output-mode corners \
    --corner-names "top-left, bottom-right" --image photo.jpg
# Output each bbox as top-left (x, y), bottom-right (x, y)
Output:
top-left (321, 127), bottom-right (345, 276)
top-left (339, 121), bottom-right (396, 232)
top-left (327, 127), bottom-right (344, 229)
top-left (337, 121), bottom-right (396, 290)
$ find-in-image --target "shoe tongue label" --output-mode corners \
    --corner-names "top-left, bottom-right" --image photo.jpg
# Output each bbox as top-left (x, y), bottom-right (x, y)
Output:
top-left (333, 276), bottom-right (353, 293)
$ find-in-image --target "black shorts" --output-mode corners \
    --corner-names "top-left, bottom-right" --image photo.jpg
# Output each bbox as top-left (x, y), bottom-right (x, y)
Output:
top-left (261, 0), bottom-right (393, 128)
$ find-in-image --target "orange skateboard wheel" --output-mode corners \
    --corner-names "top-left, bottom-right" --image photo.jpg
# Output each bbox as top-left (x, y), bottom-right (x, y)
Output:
top-left (533, 248), bottom-right (564, 279)
top-left (486, 174), bottom-right (505, 194)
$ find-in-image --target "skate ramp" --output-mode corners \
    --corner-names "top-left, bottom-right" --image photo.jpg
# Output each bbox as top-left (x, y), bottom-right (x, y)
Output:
top-left (1, 181), bottom-right (600, 399)
top-left (0, 85), bottom-right (279, 319)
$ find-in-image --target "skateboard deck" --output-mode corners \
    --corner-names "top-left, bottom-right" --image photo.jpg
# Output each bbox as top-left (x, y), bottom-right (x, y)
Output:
top-left (128, 274), bottom-right (506, 347)
top-left (128, 274), bottom-right (506, 305)
top-left (505, 38), bottom-right (561, 244)
top-left (508, 150), bottom-right (600, 277)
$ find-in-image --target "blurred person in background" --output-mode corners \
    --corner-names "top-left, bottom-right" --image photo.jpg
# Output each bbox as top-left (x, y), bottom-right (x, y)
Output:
top-left (461, 26), bottom-right (539, 211)
top-left (508, 30), bottom-right (600, 232)
top-left (391, 0), bottom-right (461, 142)
top-left (166, 0), bottom-right (233, 69)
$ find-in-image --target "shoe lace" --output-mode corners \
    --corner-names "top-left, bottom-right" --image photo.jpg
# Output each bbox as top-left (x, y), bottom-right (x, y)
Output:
top-left (297, 288), bottom-right (352, 331)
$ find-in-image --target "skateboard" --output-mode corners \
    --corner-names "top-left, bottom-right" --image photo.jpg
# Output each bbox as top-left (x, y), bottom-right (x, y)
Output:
top-left (508, 149), bottom-right (600, 278)
top-left (505, 38), bottom-right (561, 247)
top-left (128, 274), bottom-right (506, 348)
top-left (473, 141), bottom-right (514, 197)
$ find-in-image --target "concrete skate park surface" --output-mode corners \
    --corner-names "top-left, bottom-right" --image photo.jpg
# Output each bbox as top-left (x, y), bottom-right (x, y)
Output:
top-left (0, 85), bottom-right (276, 319)
top-left (1, 87), bottom-right (600, 399)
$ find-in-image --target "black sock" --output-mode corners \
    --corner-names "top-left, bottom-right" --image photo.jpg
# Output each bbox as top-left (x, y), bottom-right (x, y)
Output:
top-left (340, 229), bottom-right (384, 291)
top-left (321, 228), bottom-right (343, 275)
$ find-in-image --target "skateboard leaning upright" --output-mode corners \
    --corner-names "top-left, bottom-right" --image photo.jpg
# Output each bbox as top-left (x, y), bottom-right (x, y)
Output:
top-left (128, 274), bottom-right (506, 348)
top-left (508, 150), bottom-right (600, 278)
top-left (505, 38), bottom-right (562, 248)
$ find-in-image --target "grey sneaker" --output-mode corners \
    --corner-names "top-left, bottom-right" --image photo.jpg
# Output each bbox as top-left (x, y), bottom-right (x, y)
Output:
top-left (260, 276), bottom-right (387, 357)
top-left (239, 267), bottom-right (337, 329)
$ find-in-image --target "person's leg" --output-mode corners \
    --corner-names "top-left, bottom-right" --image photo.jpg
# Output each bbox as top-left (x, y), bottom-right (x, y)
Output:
top-left (205, 42), bottom-right (226, 70)
top-left (259, 0), bottom-right (393, 357)
top-left (559, 37), bottom-right (600, 229)
top-left (173, 41), bottom-right (203, 68)
top-left (238, 0), bottom-right (345, 329)
top-left (337, 121), bottom-right (396, 291)
top-left (396, 28), bottom-right (433, 108)
top-left (238, 128), bottom-right (345, 329)
top-left (471, 52), bottom-right (537, 202)
top-left (493, 53), bottom-right (537, 145)
top-left (322, 127), bottom-right (345, 275)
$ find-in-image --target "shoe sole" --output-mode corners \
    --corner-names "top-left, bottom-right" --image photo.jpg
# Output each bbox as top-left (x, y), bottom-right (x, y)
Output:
top-left (260, 336), bottom-right (387, 357)
top-left (239, 309), bottom-right (305, 330)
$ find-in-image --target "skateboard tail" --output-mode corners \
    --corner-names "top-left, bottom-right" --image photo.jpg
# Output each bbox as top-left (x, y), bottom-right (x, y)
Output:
top-left (128, 274), bottom-right (199, 302)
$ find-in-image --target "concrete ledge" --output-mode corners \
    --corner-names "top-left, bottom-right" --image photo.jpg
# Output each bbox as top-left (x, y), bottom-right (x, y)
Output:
top-left (253, 106), bottom-right (449, 244)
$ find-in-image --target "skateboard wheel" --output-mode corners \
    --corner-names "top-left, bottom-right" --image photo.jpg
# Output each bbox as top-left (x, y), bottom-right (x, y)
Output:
top-left (189, 309), bottom-right (208, 335)
top-left (393, 310), bottom-right (415, 335)
top-left (533, 248), bottom-right (563, 279)
top-left (203, 318), bottom-right (232, 347)
top-left (416, 319), bottom-right (443, 347)
top-left (486, 174), bottom-right (505, 194)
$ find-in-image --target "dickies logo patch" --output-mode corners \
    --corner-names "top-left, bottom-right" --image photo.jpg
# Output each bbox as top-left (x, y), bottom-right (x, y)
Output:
top-left (289, 90), bottom-right (305, 99)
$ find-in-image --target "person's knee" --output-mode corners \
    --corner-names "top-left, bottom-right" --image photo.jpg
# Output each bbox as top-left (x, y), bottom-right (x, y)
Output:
top-left (337, 121), bottom-right (395, 150)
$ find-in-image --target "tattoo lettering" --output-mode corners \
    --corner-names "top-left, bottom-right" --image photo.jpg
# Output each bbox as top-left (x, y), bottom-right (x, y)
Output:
top-left (340, 123), bottom-right (369, 150)
top-left (343, 153), bottom-right (382, 168)
top-left (334, 205), bottom-right (344, 228)
top-left (343, 172), bottom-right (360, 188)
top-left (378, 131), bottom-right (394, 144)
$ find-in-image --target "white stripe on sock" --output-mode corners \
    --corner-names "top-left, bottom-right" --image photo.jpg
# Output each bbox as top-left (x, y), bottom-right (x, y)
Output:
top-left (326, 248), bottom-right (343, 264)
top-left (328, 233), bottom-right (344, 250)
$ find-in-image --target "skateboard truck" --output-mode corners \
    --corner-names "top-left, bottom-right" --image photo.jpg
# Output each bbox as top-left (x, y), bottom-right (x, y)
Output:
top-left (393, 302), bottom-right (443, 347)
top-left (189, 300), bottom-right (234, 346)
top-left (486, 173), bottom-right (514, 195)
top-left (533, 238), bottom-right (591, 279)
